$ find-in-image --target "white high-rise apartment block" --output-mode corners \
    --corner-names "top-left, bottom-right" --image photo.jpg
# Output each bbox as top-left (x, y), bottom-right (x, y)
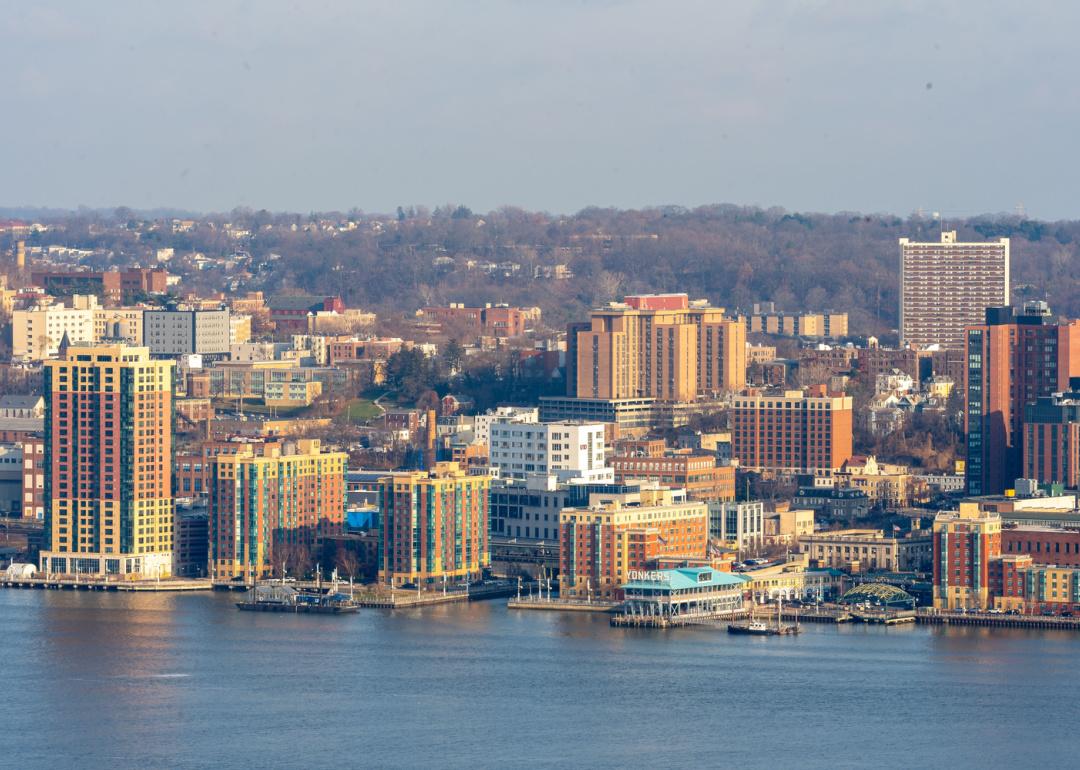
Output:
top-left (489, 420), bottom-right (610, 482)
top-left (899, 230), bottom-right (1009, 350)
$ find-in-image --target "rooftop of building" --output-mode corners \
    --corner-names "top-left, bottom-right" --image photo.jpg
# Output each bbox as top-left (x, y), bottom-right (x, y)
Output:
top-left (0, 395), bottom-right (43, 410)
top-left (0, 417), bottom-right (44, 434)
top-left (839, 583), bottom-right (915, 607)
top-left (1003, 525), bottom-right (1080, 533)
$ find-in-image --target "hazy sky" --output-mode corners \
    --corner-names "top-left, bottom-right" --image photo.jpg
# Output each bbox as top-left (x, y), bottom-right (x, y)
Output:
top-left (3, 1), bottom-right (1078, 218)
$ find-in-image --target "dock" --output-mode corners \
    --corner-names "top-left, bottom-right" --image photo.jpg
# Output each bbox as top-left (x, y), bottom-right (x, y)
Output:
top-left (917, 609), bottom-right (1080, 630)
top-left (850, 609), bottom-right (917, 625)
top-left (348, 581), bottom-right (518, 609)
top-left (778, 606), bottom-right (853, 624)
top-left (1, 577), bottom-right (212, 592)
top-left (509, 597), bottom-right (620, 613)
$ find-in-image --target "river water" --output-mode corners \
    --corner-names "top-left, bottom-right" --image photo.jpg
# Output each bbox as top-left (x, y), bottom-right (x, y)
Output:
top-left (1, 590), bottom-right (1075, 769)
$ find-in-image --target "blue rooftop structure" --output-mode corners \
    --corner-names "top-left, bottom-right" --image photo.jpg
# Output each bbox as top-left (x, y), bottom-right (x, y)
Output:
top-left (620, 566), bottom-right (750, 621)
top-left (622, 566), bottom-right (749, 592)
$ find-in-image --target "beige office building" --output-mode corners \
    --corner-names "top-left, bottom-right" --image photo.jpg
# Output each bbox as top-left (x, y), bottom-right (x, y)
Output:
top-left (799, 529), bottom-right (932, 573)
top-left (899, 231), bottom-right (1009, 350)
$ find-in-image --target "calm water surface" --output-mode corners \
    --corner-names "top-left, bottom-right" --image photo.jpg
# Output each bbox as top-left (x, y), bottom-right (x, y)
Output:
top-left (1, 590), bottom-right (1076, 769)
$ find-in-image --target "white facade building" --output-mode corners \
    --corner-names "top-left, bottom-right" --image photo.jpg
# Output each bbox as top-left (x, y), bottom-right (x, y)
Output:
top-left (708, 501), bottom-right (766, 555)
top-left (12, 295), bottom-right (99, 361)
top-left (489, 420), bottom-right (610, 482)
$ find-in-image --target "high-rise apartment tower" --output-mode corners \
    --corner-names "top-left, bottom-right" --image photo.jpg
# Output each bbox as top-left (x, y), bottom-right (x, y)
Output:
top-left (39, 344), bottom-right (175, 578)
top-left (900, 231), bottom-right (1009, 350)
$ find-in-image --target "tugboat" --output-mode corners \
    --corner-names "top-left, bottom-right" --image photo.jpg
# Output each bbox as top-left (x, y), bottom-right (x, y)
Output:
top-left (728, 598), bottom-right (800, 636)
top-left (727, 619), bottom-right (777, 636)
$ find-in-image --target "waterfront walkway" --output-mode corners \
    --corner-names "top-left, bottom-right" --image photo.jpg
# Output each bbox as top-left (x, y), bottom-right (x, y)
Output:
top-left (1, 576), bottom-right (212, 592)
top-left (916, 608), bottom-right (1080, 630)
top-left (508, 596), bottom-right (620, 613)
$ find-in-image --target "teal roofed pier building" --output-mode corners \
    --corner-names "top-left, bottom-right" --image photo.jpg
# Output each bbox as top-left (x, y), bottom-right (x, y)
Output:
top-left (620, 567), bottom-right (749, 621)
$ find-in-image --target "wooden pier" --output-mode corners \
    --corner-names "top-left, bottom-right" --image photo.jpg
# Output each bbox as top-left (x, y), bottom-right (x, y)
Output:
top-left (610, 608), bottom-right (747, 629)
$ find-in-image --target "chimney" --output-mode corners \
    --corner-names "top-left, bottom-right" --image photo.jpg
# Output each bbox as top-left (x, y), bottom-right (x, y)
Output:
top-left (425, 408), bottom-right (438, 470)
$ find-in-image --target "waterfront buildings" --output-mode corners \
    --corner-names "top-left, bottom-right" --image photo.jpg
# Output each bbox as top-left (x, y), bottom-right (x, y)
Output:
top-left (0, 443), bottom-right (23, 517)
top-left (559, 487), bottom-right (708, 601)
top-left (377, 463), bottom-right (490, 586)
top-left (899, 230), bottom-right (1009, 350)
top-left (731, 387), bottom-right (853, 474)
top-left (993, 557), bottom-right (1080, 615)
top-left (741, 553), bottom-right (843, 603)
top-left (209, 439), bottom-right (346, 581)
top-left (932, 503), bottom-right (1002, 610)
top-left (1002, 527), bottom-right (1080, 567)
top-left (176, 507), bottom-right (209, 577)
top-left (17, 434), bottom-right (44, 520)
top-left (39, 344), bottom-right (175, 578)
top-left (569, 293), bottom-right (745, 401)
top-left (619, 567), bottom-right (749, 620)
top-left (965, 303), bottom-right (1080, 496)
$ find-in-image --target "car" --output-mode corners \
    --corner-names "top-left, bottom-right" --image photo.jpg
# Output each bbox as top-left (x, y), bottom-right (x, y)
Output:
top-left (1061, 611), bottom-right (1073, 618)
